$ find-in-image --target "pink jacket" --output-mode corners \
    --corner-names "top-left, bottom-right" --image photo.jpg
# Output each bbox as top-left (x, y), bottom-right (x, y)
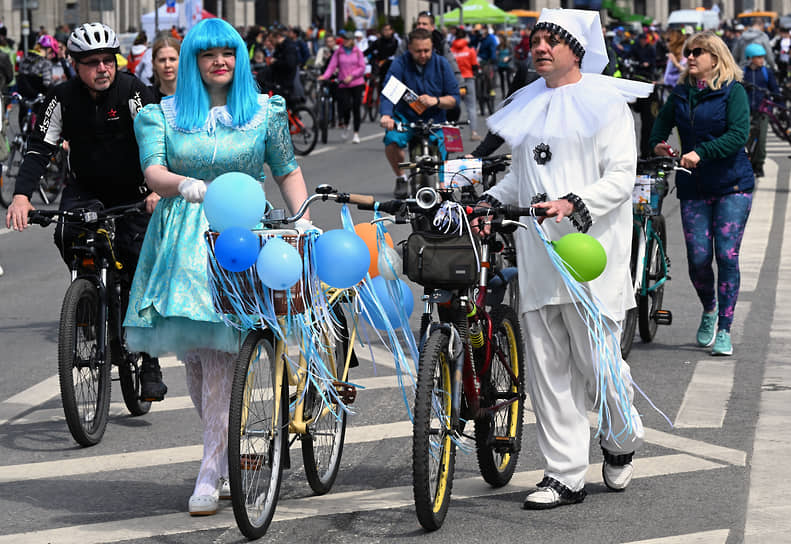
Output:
top-left (321, 46), bottom-right (365, 88)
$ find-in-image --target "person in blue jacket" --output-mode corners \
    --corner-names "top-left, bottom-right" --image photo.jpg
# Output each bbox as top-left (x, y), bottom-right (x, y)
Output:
top-left (649, 31), bottom-right (754, 357)
top-left (742, 42), bottom-right (779, 177)
top-left (379, 27), bottom-right (460, 198)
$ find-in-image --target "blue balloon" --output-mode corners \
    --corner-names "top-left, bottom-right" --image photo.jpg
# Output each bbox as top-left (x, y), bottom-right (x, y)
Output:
top-left (361, 276), bottom-right (414, 330)
top-left (314, 229), bottom-right (370, 288)
top-left (203, 172), bottom-right (267, 232)
top-left (256, 237), bottom-right (303, 290)
top-left (214, 227), bottom-right (260, 272)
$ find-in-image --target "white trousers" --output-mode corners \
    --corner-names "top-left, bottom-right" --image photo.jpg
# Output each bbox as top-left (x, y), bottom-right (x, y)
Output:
top-left (521, 304), bottom-right (644, 492)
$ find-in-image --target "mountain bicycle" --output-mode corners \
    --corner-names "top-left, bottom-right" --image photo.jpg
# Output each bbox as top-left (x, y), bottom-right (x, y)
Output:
top-left (27, 203), bottom-right (152, 446)
top-left (0, 93), bottom-right (69, 208)
top-left (214, 186), bottom-right (385, 539)
top-left (621, 156), bottom-right (682, 357)
top-left (350, 188), bottom-right (544, 530)
top-left (262, 89), bottom-right (318, 157)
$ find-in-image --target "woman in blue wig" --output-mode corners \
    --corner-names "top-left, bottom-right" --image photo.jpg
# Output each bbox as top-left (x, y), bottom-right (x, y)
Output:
top-left (124, 17), bottom-right (311, 516)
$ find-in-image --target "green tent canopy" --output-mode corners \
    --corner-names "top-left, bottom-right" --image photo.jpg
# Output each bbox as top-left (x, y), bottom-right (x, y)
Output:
top-left (441, 0), bottom-right (518, 25)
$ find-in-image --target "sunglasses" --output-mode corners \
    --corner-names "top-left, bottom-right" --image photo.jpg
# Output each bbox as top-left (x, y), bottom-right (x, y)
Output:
top-left (79, 56), bottom-right (116, 68)
top-left (683, 47), bottom-right (708, 58)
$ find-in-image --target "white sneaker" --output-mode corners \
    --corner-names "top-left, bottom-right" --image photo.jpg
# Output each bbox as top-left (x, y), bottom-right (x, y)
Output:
top-left (522, 476), bottom-right (586, 510)
top-left (0, 263), bottom-right (4, 277)
top-left (340, 126), bottom-right (350, 140)
top-left (352, 133), bottom-right (360, 144)
top-left (188, 490), bottom-right (220, 516)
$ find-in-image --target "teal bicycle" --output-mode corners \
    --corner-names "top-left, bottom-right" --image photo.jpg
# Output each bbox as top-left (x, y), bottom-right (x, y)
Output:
top-left (621, 156), bottom-right (687, 358)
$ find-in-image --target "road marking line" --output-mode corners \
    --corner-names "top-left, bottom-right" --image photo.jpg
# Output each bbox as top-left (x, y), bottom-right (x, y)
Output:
top-left (622, 529), bottom-right (729, 544)
top-left (306, 144), bottom-right (337, 156)
top-left (674, 359), bottom-right (735, 428)
top-left (0, 454), bottom-right (725, 544)
top-left (740, 160), bottom-right (774, 293)
top-left (745, 164), bottom-right (791, 542)
top-left (0, 346), bottom-right (407, 425)
top-left (7, 375), bottom-right (406, 426)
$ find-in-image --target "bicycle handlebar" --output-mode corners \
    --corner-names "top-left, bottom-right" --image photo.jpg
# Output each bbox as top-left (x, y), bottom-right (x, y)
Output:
top-left (28, 201), bottom-right (146, 227)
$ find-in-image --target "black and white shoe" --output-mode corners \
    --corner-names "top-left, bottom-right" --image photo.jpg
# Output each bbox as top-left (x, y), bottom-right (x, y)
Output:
top-left (522, 476), bottom-right (586, 510)
top-left (602, 448), bottom-right (635, 491)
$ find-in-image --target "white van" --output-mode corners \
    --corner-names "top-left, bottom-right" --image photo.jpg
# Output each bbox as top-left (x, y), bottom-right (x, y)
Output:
top-left (666, 9), bottom-right (720, 30)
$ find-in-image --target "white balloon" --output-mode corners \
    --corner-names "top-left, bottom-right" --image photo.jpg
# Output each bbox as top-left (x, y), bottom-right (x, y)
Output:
top-left (378, 245), bottom-right (402, 281)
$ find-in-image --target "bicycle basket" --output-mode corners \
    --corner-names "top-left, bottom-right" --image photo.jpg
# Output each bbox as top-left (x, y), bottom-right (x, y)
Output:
top-left (403, 231), bottom-right (480, 289)
top-left (632, 175), bottom-right (666, 216)
top-left (205, 230), bottom-right (307, 316)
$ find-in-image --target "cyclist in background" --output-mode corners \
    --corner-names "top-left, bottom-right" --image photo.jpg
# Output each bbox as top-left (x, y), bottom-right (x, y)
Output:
top-left (379, 27), bottom-right (459, 198)
top-left (476, 26), bottom-right (498, 99)
top-left (369, 23), bottom-right (400, 90)
top-left (743, 43), bottom-right (779, 178)
top-left (4, 22), bottom-right (167, 402)
top-left (17, 34), bottom-right (56, 99)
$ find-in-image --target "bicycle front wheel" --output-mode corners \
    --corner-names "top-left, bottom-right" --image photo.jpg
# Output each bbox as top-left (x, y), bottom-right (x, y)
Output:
top-left (413, 328), bottom-right (456, 531)
top-left (290, 106), bottom-right (318, 156)
top-left (0, 143), bottom-right (20, 208)
top-left (621, 226), bottom-right (640, 359)
top-left (638, 215), bottom-right (667, 342)
top-left (229, 329), bottom-right (287, 540)
top-left (302, 306), bottom-right (350, 495)
top-left (58, 278), bottom-right (111, 446)
top-left (475, 305), bottom-right (524, 487)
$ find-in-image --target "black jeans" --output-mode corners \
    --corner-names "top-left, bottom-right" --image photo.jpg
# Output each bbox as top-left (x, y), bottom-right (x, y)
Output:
top-left (337, 84), bottom-right (363, 132)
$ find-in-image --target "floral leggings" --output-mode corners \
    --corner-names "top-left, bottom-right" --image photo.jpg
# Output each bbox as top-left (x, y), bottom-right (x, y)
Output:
top-left (679, 192), bottom-right (753, 332)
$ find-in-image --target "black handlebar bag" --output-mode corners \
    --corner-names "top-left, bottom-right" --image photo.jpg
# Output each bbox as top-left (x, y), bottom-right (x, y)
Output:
top-left (403, 231), bottom-right (480, 290)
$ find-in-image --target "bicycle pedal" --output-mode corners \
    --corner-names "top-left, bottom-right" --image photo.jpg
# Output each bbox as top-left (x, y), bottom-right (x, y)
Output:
top-left (655, 309), bottom-right (673, 325)
top-left (333, 381), bottom-right (357, 404)
top-left (488, 435), bottom-right (520, 454)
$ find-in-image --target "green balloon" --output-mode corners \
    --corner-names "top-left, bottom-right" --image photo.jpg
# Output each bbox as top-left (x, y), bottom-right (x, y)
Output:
top-left (551, 233), bottom-right (607, 282)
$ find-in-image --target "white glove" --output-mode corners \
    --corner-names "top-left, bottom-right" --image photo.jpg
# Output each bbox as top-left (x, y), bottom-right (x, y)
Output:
top-left (294, 218), bottom-right (323, 235)
top-left (178, 177), bottom-right (207, 203)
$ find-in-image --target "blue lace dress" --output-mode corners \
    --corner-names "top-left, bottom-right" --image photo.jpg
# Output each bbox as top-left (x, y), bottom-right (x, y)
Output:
top-left (124, 94), bottom-right (299, 358)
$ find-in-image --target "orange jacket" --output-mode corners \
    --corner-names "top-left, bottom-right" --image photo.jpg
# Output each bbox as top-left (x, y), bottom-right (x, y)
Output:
top-left (451, 38), bottom-right (479, 79)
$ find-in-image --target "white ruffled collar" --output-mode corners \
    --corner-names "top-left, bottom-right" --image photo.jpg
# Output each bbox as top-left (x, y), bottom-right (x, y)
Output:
top-left (487, 73), bottom-right (653, 147)
top-left (160, 94), bottom-right (269, 134)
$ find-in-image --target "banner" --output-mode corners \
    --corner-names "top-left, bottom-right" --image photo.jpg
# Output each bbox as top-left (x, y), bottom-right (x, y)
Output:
top-left (166, 0), bottom-right (177, 13)
top-left (184, 0), bottom-right (203, 30)
top-left (344, 0), bottom-right (376, 29)
top-left (390, 0), bottom-right (400, 17)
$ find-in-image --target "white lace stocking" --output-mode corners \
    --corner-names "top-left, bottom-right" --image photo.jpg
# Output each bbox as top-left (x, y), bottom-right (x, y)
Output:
top-left (183, 348), bottom-right (235, 497)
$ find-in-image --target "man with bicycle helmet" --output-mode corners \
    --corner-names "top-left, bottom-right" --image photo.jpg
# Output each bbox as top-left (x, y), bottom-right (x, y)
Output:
top-left (5, 22), bottom-right (167, 401)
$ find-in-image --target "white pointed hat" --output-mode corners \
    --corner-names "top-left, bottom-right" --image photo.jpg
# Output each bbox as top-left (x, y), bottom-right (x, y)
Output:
top-left (533, 8), bottom-right (609, 74)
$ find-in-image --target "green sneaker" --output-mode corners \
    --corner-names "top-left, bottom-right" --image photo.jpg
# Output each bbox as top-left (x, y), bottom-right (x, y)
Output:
top-left (711, 330), bottom-right (733, 356)
top-left (696, 310), bottom-right (717, 347)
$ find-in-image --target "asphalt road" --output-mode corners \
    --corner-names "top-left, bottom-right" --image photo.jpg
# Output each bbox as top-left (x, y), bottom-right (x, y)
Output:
top-left (0, 115), bottom-right (790, 544)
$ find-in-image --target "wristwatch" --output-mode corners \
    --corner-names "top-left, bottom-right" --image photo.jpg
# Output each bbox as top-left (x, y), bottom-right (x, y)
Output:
top-left (435, 96), bottom-right (440, 107)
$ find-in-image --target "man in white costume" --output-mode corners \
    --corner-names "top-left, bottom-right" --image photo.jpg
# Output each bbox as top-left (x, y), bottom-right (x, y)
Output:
top-left (479, 9), bottom-right (653, 510)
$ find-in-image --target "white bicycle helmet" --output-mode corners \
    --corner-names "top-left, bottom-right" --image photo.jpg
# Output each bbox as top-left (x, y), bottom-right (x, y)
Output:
top-left (67, 22), bottom-right (120, 58)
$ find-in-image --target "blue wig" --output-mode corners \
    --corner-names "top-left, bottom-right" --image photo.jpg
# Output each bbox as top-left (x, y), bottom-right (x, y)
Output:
top-left (174, 18), bottom-right (260, 131)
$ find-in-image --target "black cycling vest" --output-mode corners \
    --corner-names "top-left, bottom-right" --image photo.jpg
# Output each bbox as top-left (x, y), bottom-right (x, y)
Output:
top-left (17, 72), bottom-right (155, 207)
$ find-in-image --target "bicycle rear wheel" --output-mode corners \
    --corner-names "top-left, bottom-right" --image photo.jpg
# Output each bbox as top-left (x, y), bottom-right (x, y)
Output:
top-left (229, 329), bottom-right (287, 540)
top-left (117, 352), bottom-right (152, 416)
top-left (475, 305), bottom-right (524, 487)
top-left (638, 215), bottom-right (667, 342)
top-left (302, 306), bottom-right (350, 495)
top-left (621, 226), bottom-right (640, 359)
top-left (413, 328), bottom-right (456, 531)
top-left (58, 278), bottom-right (111, 447)
top-left (290, 106), bottom-right (318, 156)
top-left (0, 143), bottom-right (20, 208)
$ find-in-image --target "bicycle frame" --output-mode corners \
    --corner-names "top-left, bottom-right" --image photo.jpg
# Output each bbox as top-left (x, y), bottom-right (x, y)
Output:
top-left (632, 215), bottom-right (669, 298)
top-left (421, 239), bottom-right (520, 431)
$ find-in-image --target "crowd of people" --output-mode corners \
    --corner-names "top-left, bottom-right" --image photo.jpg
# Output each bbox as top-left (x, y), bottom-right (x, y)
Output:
top-left (0, 6), bottom-right (767, 523)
